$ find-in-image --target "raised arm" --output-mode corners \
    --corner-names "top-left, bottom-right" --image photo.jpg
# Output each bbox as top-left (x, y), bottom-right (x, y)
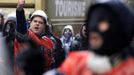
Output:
top-left (16, 0), bottom-right (27, 34)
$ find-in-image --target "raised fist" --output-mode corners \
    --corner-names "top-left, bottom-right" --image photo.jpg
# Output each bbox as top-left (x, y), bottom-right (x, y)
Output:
top-left (17, 0), bottom-right (25, 8)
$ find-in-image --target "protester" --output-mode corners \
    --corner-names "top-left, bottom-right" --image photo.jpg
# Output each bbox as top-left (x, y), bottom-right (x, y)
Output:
top-left (14, 0), bottom-right (54, 74)
top-left (60, 25), bottom-right (74, 56)
top-left (79, 24), bottom-right (88, 50)
top-left (72, 24), bottom-right (88, 50)
top-left (3, 11), bottom-right (16, 38)
top-left (70, 39), bottom-right (81, 50)
top-left (3, 11), bottom-right (17, 67)
top-left (46, 23), bottom-right (65, 68)
top-left (44, 0), bottom-right (134, 75)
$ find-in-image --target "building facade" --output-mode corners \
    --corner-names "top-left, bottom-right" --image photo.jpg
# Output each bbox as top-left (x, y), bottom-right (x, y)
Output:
top-left (0, 0), bottom-right (93, 37)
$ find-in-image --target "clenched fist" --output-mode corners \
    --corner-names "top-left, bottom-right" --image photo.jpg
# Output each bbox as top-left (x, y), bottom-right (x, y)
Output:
top-left (17, 0), bottom-right (25, 9)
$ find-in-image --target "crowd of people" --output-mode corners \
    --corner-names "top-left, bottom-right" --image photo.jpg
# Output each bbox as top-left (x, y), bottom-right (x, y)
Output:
top-left (0, 0), bottom-right (134, 75)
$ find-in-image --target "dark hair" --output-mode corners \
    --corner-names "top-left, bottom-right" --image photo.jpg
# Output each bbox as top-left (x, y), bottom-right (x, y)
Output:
top-left (80, 24), bottom-right (87, 39)
top-left (29, 11), bottom-right (34, 19)
top-left (16, 40), bottom-right (45, 75)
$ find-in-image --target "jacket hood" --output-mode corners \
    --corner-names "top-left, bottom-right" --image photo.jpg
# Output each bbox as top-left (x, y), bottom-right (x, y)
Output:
top-left (6, 11), bottom-right (16, 23)
top-left (62, 25), bottom-right (74, 36)
top-left (86, 0), bottom-right (134, 56)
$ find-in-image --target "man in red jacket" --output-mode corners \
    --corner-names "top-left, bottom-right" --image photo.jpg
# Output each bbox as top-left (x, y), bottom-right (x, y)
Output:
top-left (14, 0), bottom-right (54, 75)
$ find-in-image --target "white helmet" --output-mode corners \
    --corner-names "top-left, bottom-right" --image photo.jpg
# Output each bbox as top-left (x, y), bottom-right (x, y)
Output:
top-left (31, 10), bottom-right (48, 21)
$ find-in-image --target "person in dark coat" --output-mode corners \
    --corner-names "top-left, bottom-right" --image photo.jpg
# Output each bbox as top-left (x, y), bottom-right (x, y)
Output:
top-left (71, 24), bottom-right (88, 50)
top-left (46, 23), bottom-right (65, 68)
top-left (2, 12), bottom-right (17, 68)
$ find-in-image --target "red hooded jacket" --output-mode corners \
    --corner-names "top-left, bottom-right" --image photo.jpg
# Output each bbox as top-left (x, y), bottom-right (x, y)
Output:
top-left (58, 51), bottom-right (134, 75)
top-left (14, 29), bottom-right (54, 70)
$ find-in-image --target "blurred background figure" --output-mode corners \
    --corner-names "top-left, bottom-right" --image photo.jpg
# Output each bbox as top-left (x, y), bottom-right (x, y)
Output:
top-left (16, 40), bottom-right (45, 75)
top-left (71, 24), bottom-right (88, 50)
top-left (2, 11), bottom-right (16, 68)
top-left (0, 32), bottom-right (14, 75)
top-left (0, 9), bottom-right (4, 32)
top-left (46, 22), bottom-right (65, 68)
top-left (3, 11), bottom-right (16, 37)
top-left (15, 1), bottom-right (65, 74)
top-left (60, 25), bottom-right (74, 56)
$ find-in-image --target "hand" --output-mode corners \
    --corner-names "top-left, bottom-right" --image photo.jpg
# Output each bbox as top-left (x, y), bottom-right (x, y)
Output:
top-left (17, 0), bottom-right (25, 9)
